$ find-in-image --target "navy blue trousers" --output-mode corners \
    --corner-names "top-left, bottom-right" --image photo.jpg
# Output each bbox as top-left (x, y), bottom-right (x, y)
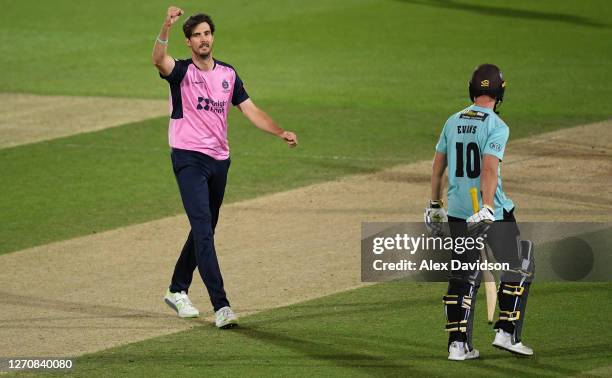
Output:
top-left (169, 148), bottom-right (230, 311)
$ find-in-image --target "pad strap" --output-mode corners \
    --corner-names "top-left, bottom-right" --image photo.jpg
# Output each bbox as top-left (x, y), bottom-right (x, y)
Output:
top-left (499, 310), bottom-right (521, 322)
top-left (500, 283), bottom-right (525, 296)
top-left (446, 320), bottom-right (468, 333)
top-left (443, 294), bottom-right (472, 309)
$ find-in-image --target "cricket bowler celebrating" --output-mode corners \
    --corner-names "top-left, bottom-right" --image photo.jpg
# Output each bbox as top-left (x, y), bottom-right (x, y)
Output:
top-left (152, 6), bottom-right (298, 328)
top-left (424, 64), bottom-right (534, 359)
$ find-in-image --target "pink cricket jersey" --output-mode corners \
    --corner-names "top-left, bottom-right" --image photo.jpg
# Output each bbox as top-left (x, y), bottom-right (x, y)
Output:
top-left (160, 59), bottom-right (249, 160)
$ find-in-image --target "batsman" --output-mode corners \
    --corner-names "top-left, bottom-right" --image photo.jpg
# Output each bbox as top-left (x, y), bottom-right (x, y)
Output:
top-left (424, 64), bottom-right (535, 360)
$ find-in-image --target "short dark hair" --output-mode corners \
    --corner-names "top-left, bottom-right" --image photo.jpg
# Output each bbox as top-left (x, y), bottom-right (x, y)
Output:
top-left (182, 13), bottom-right (215, 38)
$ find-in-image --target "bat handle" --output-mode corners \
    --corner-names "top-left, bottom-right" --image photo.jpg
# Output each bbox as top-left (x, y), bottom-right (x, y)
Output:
top-left (469, 187), bottom-right (479, 214)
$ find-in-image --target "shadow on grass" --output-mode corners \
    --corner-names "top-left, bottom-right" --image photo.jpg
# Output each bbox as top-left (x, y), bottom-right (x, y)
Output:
top-left (227, 282), bottom-right (611, 375)
top-left (64, 282), bottom-right (612, 376)
top-left (396, 0), bottom-right (609, 28)
top-left (232, 326), bottom-right (434, 376)
top-left (243, 295), bottom-right (439, 327)
top-left (230, 318), bottom-right (599, 377)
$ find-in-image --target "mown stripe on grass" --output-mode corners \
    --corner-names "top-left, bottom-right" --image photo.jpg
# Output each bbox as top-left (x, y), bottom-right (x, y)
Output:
top-left (0, 93), bottom-right (168, 148)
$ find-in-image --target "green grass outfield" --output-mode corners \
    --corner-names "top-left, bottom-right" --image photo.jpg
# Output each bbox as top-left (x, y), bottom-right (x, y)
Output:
top-left (1, 0), bottom-right (612, 254)
top-left (12, 281), bottom-right (612, 377)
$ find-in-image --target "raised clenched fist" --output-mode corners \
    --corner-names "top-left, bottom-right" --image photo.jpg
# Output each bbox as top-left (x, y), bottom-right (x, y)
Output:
top-left (166, 6), bottom-right (184, 26)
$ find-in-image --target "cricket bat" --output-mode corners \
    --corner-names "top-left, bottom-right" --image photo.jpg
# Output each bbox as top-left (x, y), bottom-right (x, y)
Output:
top-left (469, 187), bottom-right (496, 324)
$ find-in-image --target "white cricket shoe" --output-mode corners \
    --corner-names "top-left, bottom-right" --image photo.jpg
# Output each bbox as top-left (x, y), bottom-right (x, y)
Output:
top-left (492, 329), bottom-right (534, 356)
top-left (215, 306), bottom-right (238, 329)
top-left (448, 341), bottom-right (480, 361)
top-left (164, 289), bottom-right (200, 318)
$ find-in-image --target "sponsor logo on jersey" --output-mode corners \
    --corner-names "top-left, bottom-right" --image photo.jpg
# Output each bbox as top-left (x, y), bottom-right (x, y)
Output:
top-left (489, 142), bottom-right (503, 152)
top-left (197, 97), bottom-right (228, 113)
top-left (459, 110), bottom-right (489, 121)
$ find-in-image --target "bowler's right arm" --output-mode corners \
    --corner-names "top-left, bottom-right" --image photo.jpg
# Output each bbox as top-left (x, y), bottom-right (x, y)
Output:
top-left (152, 6), bottom-right (183, 76)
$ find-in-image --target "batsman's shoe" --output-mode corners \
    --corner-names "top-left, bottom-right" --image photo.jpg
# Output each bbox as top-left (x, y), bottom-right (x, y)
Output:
top-left (492, 329), bottom-right (533, 356)
top-left (448, 341), bottom-right (480, 361)
top-left (164, 289), bottom-right (200, 318)
top-left (215, 306), bottom-right (238, 329)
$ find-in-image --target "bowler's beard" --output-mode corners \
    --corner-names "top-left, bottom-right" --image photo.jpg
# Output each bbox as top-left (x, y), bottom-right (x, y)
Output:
top-left (196, 43), bottom-right (212, 60)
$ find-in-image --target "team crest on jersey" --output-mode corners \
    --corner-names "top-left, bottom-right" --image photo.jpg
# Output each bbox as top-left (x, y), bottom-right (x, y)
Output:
top-left (222, 79), bottom-right (230, 92)
top-left (459, 110), bottom-right (489, 121)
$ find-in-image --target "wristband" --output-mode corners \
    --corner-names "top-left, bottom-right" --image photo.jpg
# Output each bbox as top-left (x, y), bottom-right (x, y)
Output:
top-left (430, 200), bottom-right (444, 208)
top-left (156, 36), bottom-right (168, 45)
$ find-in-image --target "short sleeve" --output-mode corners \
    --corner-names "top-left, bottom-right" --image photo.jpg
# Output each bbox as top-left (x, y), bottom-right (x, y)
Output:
top-left (483, 122), bottom-right (509, 161)
top-left (231, 72), bottom-right (249, 106)
top-left (435, 121), bottom-right (449, 153)
top-left (160, 59), bottom-right (190, 84)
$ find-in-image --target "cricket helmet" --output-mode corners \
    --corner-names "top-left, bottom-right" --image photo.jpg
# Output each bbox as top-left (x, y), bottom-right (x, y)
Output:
top-left (468, 64), bottom-right (506, 112)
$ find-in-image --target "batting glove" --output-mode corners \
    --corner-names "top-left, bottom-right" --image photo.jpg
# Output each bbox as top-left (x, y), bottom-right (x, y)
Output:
top-left (424, 200), bottom-right (448, 237)
top-left (466, 205), bottom-right (495, 237)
